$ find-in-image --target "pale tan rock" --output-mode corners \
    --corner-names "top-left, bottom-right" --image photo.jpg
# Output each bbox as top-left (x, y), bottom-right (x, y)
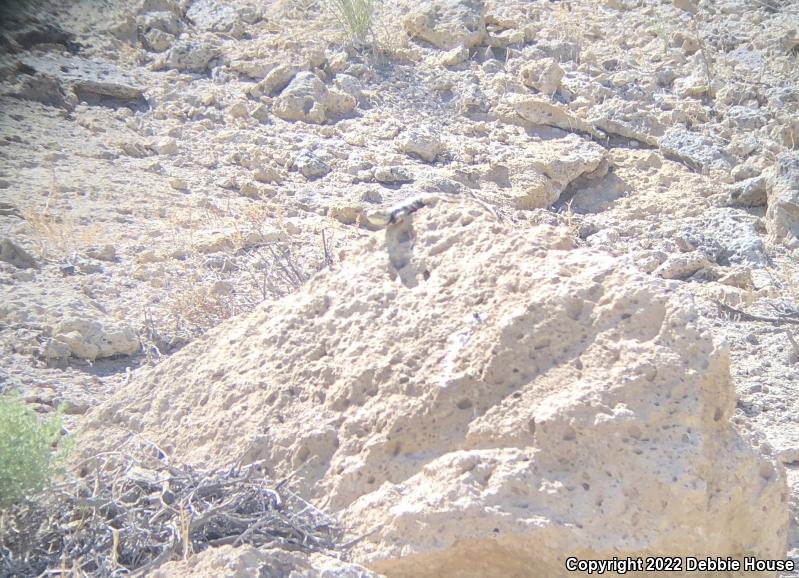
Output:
top-left (151, 136), bottom-right (178, 155)
top-left (504, 95), bottom-right (601, 137)
top-left (403, 0), bottom-right (487, 49)
top-left (259, 64), bottom-right (297, 96)
top-left (519, 57), bottom-right (563, 95)
top-left (82, 201), bottom-right (787, 575)
top-left (272, 72), bottom-right (356, 124)
top-left (397, 129), bottom-right (443, 162)
top-left (766, 152), bottom-right (799, 246)
top-left (438, 45), bottom-right (469, 67)
top-left (653, 251), bottom-right (713, 280)
top-left (150, 545), bottom-right (380, 578)
top-left (328, 202), bottom-right (364, 225)
top-left (0, 238), bottom-right (37, 269)
top-left (53, 317), bottom-right (139, 361)
top-left (227, 100), bottom-right (249, 119)
top-left (497, 134), bottom-right (607, 209)
top-left (143, 28), bottom-right (174, 52)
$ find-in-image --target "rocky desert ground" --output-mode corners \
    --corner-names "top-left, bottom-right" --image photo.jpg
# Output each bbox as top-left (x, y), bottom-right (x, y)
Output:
top-left (1, 0), bottom-right (799, 575)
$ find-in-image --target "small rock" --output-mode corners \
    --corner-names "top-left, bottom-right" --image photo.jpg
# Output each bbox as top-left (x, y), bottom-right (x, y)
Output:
top-left (251, 103), bottom-right (270, 122)
top-left (295, 153), bottom-right (330, 179)
top-left (766, 151), bottom-right (799, 245)
top-left (61, 398), bottom-right (90, 415)
top-left (718, 267), bottom-right (753, 290)
top-left (334, 74), bottom-right (363, 100)
top-left (724, 176), bottom-right (768, 207)
top-left (328, 203), bottom-right (364, 225)
top-left (152, 137), bottom-right (178, 155)
top-left (0, 238), bottom-right (36, 269)
top-left (84, 244), bottom-right (117, 262)
top-left (731, 164), bottom-right (760, 182)
top-left (360, 189), bottom-right (383, 203)
top-left (653, 252), bottom-right (712, 280)
top-left (238, 181), bottom-right (262, 198)
top-left (143, 28), bottom-right (175, 52)
top-left (53, 318), bottom-right (139, 361)
top-left (439, 45), bottom-right (470, 66)
top-left (397, 129), bottom-right (443, 162)
top-left (169, 177), bottom-right (188, 190)
top-left (227, 100), bottom-right (249, 118)
top-left (403, 0), bottom-right (487, 49)
top-left (273, 72), bottom-right (355, 124)
top-left (374, 166), bottom-right (414, 184)
top-left (40, 338), bottom-right (71, 362)
top-left (10, 73), bottom-right (67, 108)
top-left (259, 64), bottom-right (297, 96)
top-left (519, 58), bottom-right (564, 95)
top-left (254, 166), bottom-right (284, 184)
top-left (156, 39), bottom-right (220, 73)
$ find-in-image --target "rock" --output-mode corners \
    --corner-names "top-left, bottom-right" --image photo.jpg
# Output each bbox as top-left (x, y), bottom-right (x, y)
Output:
top-left (658, 129), bottom-right (734, 173)
top-left (40, 338), bottom-right (71, 362)
top-left (60, 397), bottom-right (90, 415)
top-left (505, 95), bottom-right (600, 137)
top-left (150, 545), bottom-right (379, 578)
top-left (137, 10), bottom-right (182, 36)
top-left (397, 129), bottom-right (443, 162)
top-left (227, 100), bottom-right (249, 119)
top-left (8, 73), bottom-right (67, 108)
top-left (151, 137), bottom-right (178, 155)
top-left (724, 175), bottom-right (768, 207)
top-left (403, 0), bottom-right (486, 49)
top-left (73, 78), bottom-right (145, 106)
top-left (328, 203), bottom-right (364, 225)
top-left (169, 177), bottom-right (188, 190)
top-left (53, 317), bottom-right (139, 361)
top-left (334, 74), bottom-right (363, 101)
top-left (258, 64), bottom-right (297, 96)
top-left (272, 72), bottom-right (356, 124)
top-left (673, 71), bottom-right (710, 98)
top-left (185, 0), bottom-right (244, 36)
top-left (718, 267), bottom-right (754, 290)
top-left (81, 200), bottom-right (786, 576)
top-left (374, 165), bottom-right (414, 184)
top-left (143, 28), bottom-right (175, 52)
top-left (0, 238), bottom-right (37, 269)
top-left (295, 152), bottom-right (331, 179)
top-left (438, 45), bottom-right (469, 66)
top-left (501, 134), bottom-right (607, 209)
top-left (253, 166), bottom-right (284, 184)
top-left (156, 39), bottom-right (220, 73)
top-left (766, 152), bottom-right (799, 246)
top-left (19, 55), bottom-right (146, 108)
top-left (652, 251), bottom-right (713, 280)
top-left (519, 58), bottom-right (563, 95)
top-left (83, 244), bottom-right (117, 262)
top-left (673, 0), bottom-right (698, 13)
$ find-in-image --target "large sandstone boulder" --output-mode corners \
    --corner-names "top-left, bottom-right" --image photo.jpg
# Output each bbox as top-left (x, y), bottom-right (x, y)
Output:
top-left (766, 151), bottom-right (799, 246)
top-left (403, 0), bottom-right (487, 49)
top-left (82, 200), bottom-right (786, 575)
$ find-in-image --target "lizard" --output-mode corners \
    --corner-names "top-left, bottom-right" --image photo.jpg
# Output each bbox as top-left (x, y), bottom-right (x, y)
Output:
top-left (364, 193), bottom-right (501, 229)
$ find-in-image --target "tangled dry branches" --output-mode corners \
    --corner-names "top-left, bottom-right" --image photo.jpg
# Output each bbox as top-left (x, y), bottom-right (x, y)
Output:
top-left (0, 438), bottom-right (340, 577)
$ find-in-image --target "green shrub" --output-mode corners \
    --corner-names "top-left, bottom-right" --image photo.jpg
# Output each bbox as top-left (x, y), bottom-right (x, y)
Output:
top-left (0, 395), bottom-right (65, 508)
top-left (324, 0), bottom-right (378, 45)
